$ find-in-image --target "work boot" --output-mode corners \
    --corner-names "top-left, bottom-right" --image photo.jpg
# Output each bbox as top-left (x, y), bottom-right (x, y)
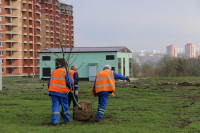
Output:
top-left (51, 123), bottom-right (58, 126)
top-left (95, 119), bottom-right (101, 122)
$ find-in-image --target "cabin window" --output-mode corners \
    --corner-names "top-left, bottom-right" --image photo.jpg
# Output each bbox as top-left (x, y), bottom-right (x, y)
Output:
top-left (106, 55), bottom-right (114, 60)
top-left (42, 56), bottom-right (51, 61)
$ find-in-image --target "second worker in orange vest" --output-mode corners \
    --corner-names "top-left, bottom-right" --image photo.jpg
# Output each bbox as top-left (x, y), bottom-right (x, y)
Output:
top-left (92, 65), bottom-right (130, 122)
top-left (68, 65), bottom-right (79, 119)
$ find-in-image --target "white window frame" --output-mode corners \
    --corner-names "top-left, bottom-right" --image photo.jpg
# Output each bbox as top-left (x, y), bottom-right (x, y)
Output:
top-left (0, 33), bottom-right (3, 38)
top-left (10, 17), bottom-right (13, 23)
top-left (0, 0), bottom-right (2, 4)
top-left (0, 16), bottom-right (3, 21)
top-left (0, 25), bottom-right (3, 30)
top-left (0, 8), bottom-right (2, 13)
top-left (0, 51), bottom-right (3, 56)
top-left (0, 42), bottom-right (3, 47)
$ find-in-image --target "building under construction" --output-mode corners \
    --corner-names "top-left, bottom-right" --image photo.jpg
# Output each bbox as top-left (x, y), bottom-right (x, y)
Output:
top-left (0, 0), bottom-right (74, 76)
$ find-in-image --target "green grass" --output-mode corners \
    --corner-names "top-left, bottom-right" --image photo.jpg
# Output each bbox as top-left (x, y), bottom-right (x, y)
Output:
top-left (0, 77), bottom-right (200, 133)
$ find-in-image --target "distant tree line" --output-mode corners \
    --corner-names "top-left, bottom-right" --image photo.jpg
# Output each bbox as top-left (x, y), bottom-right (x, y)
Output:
top-left (132, 56), bottom-right (200, 77)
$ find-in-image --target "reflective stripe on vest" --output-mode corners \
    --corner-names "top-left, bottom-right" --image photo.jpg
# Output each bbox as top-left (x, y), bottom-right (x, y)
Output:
top-left (96, 84), bottom-right (115, 88)
top-left (96, 70), bottom-right (114, 81)
top-left (95, 70), bottom-right (115, 96)
top-left (50, 83), bottom-right (67, 88)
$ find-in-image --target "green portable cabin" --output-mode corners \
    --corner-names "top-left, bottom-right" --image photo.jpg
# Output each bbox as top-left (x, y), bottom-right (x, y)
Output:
top-left (39, 46), bottom-right (133, 81)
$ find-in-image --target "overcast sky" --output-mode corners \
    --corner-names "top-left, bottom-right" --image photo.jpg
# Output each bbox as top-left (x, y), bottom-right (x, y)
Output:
top-left (60, 0), bottom-right (200, 52)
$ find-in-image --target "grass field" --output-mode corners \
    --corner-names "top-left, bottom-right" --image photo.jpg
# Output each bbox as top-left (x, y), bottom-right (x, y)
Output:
top-left (0, 77), bottom-right (200, 133)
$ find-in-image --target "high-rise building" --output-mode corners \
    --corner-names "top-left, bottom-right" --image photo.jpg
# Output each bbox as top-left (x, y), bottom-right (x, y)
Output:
top-left (185, 43), bottom-right (196, 58)
top-left (0, 0), bottom-right (74, 76)
top-left (166, 45), bottom-right (177, 57)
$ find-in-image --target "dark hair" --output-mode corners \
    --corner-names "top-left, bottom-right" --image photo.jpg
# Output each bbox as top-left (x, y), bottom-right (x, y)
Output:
top-left (59, 61), bottom-right (67, 68)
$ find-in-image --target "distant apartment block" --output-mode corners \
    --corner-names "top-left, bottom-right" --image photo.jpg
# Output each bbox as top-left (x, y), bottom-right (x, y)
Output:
top-left (166, 45), bottom-right (177, 57)
top-left (185, 43), bottom-right (196, 58)
top-left (0, 0), bottom-right (74, 76)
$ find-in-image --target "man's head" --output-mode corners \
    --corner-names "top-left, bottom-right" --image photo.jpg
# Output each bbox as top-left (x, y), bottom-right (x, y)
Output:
top-left (59, 60), bottom-right (67, 68)
top-left (103, 65), bottom-right (111, 70)
top-left (71, 65), bottom-right (78, 71)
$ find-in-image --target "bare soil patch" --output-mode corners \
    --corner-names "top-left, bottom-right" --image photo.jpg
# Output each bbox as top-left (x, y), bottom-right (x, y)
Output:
top-left (74, 101), bottom-right (94, 121)
top-left (179, 118), bottom-right (192, 128)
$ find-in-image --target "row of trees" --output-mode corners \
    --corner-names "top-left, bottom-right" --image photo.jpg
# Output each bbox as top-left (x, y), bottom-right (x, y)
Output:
top-left (132, 56), bottom-right (200, 77)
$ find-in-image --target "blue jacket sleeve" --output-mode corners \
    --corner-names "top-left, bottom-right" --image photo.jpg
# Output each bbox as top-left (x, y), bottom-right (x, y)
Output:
top-left (92, 79), bottom-right (96, 93)
top-left (113, 72), bottom-right (127, 80)
top-left (48, 78), bottom-right (51, 88)
top-left (65, 72), bottom-right (75, 91)
top-left (74, 72), bottom-right (79, 90)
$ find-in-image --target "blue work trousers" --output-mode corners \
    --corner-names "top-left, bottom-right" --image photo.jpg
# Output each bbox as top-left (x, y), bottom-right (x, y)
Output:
top-left (51, 95), bottom-right (70, 124)
top-left (96, 95), bottom-right (109, 120)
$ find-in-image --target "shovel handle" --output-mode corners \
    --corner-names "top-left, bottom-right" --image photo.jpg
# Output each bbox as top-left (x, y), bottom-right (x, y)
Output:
top-left (66, 71), bottom-right (82, 109)
top-left (70, 90), bottom-right (82, 109)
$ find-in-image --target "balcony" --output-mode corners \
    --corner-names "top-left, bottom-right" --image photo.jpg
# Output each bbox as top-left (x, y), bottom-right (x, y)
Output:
top-left (5, 25), bottom-right (19, 34)
top-left (5, 1), bottom-right (18, 8)
top-left (45, 17), bottom-right (49, 21)
top-left (6, 59), bottom-right (17, 66)
top-left (36, 10), bottom-right (41, 14)
top-left (45, 22), bottom-right (50, 26)
top-left (5, 34), bottom-right (19, 42)
top-left (5, 8), bottom-right (18, 16)
top-left (22, 35), bottom-right (29, 43)
top-left (36, 19), bottom-right (41, 22)
top-left (22, 16), bottom-right (28, 20)
top-left (35, 2), bottom-right (40, 6)
top-left (5, 47), bottom-right (18, 52)
top-left (22, 30), bottom-right (28, 35)
top-left (6, 51), bottom-right (19, 59)
top-left (22, 20), bottom-right (28, 27)
top-left (29, 37), bottom-right (33, 43)
top-left (28, 0), bottom-right (33, 4)
top-left (22, 0), bottom-right (27, 4)
top-left (22, 5), bottom-right (28, 11)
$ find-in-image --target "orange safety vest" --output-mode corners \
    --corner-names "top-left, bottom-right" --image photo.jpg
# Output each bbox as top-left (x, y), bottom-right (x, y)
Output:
top-left (68, 69), bottom-right (75, 84)
top-left (49, 68), bottom-right (70, 93)
top-left (92, 70), bottom-right (115, 96)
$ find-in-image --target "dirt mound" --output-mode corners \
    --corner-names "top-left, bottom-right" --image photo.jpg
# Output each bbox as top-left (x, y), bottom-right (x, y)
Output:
top-left (178, 81), bottom-right (194, 86)
top-left (74, 101), bottom-right (94, 121)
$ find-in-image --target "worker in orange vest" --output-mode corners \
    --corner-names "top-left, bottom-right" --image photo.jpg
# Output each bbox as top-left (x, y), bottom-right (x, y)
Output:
top-left (92, 65), bottom-right (130, 122)
top-left (68, 65), bottom-right (79, 119)
top-left (48, 62), bottom-right (74, 125)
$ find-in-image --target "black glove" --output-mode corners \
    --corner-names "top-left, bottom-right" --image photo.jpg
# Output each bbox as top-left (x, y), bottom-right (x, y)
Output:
top-left (94, 93), bottom-right (97, 97)
top-left (126, 77), bottom-right (130, 82)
